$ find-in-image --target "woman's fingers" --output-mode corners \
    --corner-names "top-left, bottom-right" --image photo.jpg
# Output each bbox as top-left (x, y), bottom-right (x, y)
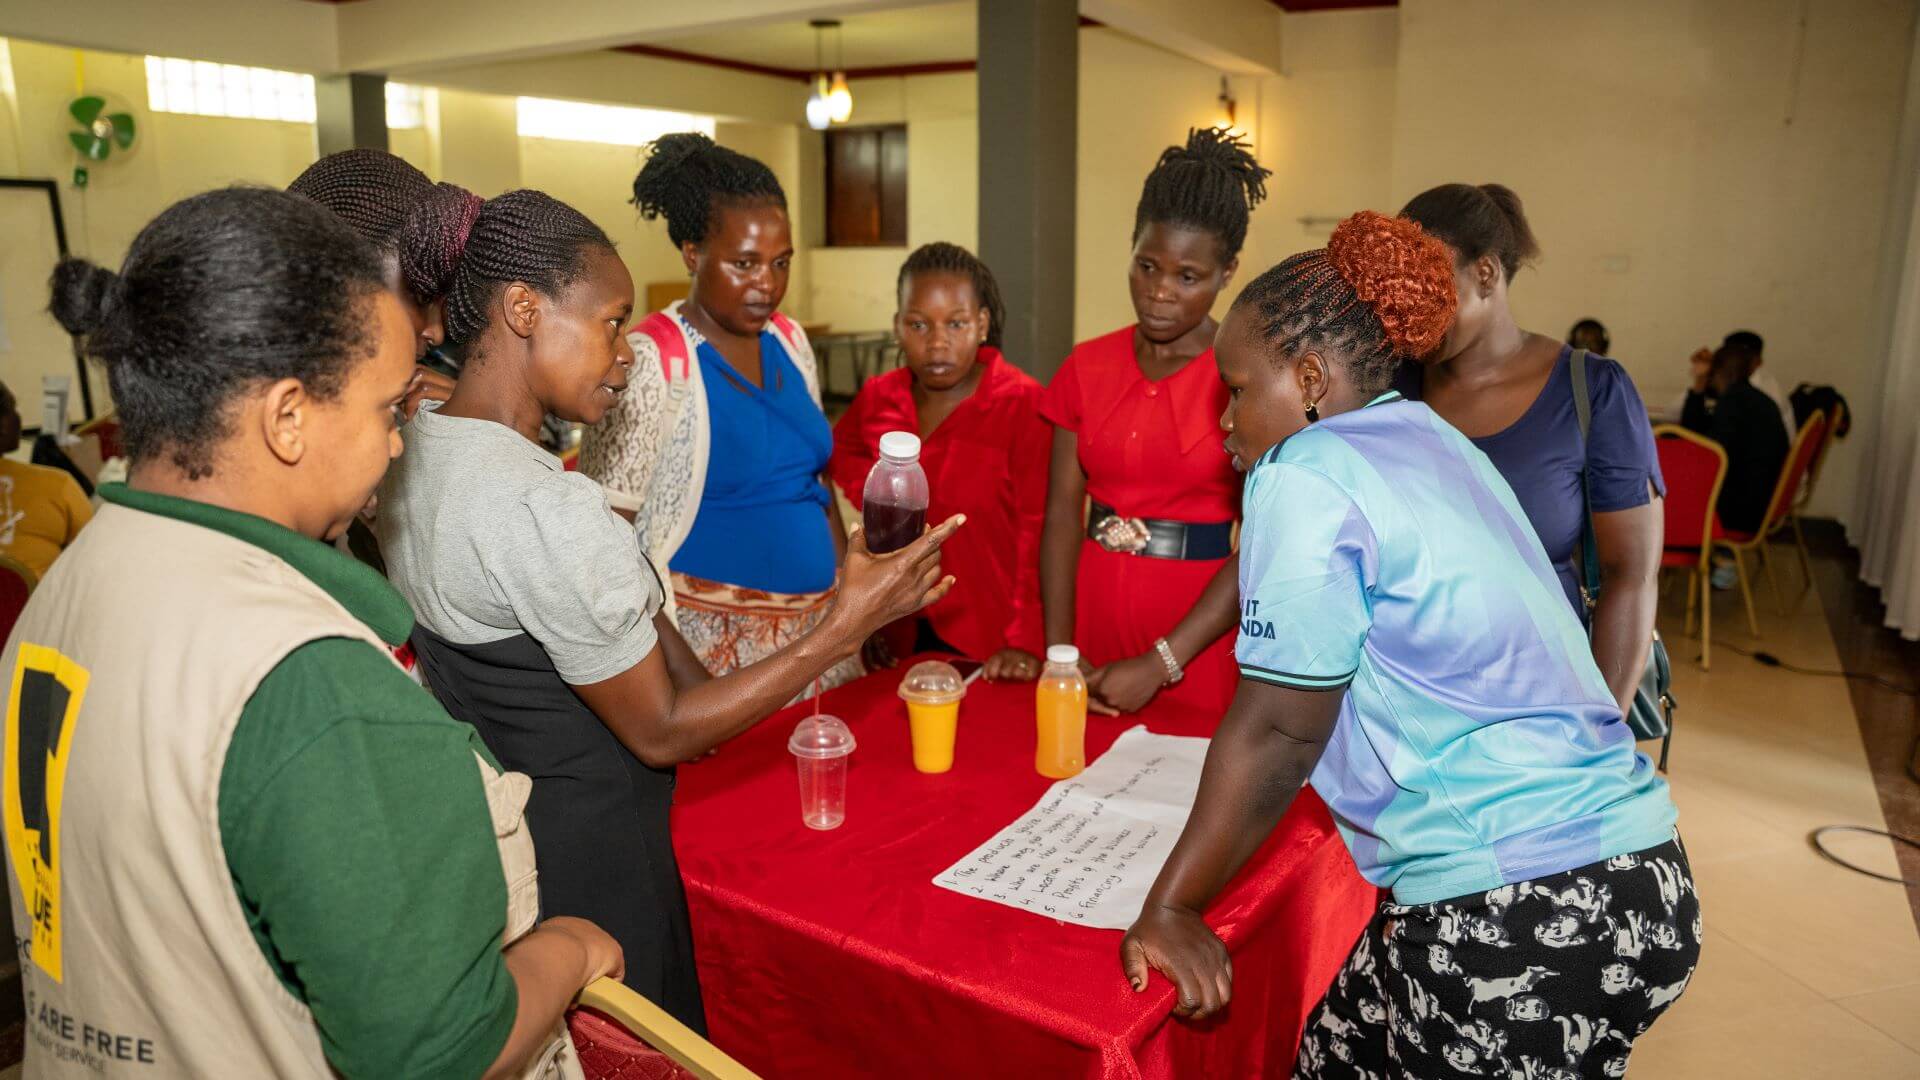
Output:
top-left (1120, 935), bottom-right (1151, 993)
top-left (920, 574), bottom-right (957, 607)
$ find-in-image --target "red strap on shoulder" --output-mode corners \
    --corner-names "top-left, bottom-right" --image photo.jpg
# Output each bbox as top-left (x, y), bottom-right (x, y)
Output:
top-left (768, 310), bottom-right (800, 342)
top-left (632, 312), bottom-right (692, 381)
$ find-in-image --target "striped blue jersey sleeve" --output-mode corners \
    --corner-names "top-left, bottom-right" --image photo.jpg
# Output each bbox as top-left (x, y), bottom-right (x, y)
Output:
top-left (1235, 458), bottom-right (1375, 691)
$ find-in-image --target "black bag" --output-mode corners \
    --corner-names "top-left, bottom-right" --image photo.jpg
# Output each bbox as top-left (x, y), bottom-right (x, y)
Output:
top-left (1570, 349), bottom-right (1675, 770)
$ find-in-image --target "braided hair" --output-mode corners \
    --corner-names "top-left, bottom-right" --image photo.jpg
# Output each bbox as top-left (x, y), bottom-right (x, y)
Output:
top-left (1133, 127), bottom-right (1271, 261)
top-left (47, 187), bottom-right (384, 479)
top-left (1231, 211), bottom-right (1457, 397)
top-left (441, 190), bottom-right (616, 355)
top-left (896, 242), bottom-right (1007, 352)
top-left (631, 132), bottom-right (787, 249)
top-left (288, 149), bottom-right (480, 304)
top-left (1399, 183), bottom-right (1541, 281)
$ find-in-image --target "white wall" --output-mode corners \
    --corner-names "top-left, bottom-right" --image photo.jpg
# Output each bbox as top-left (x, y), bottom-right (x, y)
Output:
top-left (1390, 0), bottom-right (1916, 517)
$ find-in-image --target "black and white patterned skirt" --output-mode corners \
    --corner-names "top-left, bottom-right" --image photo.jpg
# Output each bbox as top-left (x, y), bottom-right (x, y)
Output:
top-left (1296, 837), bottom-right (1701, 1079)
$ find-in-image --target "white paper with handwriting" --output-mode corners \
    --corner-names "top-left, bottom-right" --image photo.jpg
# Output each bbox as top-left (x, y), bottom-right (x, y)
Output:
top-left (931, 725), bottom-right (1208, 929)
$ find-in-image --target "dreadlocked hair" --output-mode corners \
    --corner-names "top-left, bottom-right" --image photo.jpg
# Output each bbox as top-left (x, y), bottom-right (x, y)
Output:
top-left (288, 149), bottom-right (480, 305)
top-left (896, 242), bottom-right (1007, 352)
top-left (1232, 211), bottom-right (1456, 398)
top-left (1133, 127), bottom-right (1271, 261)
top-left (441, 190), bottom-right (616, 354)
top-left (632, 132), bottom-right (787, 249)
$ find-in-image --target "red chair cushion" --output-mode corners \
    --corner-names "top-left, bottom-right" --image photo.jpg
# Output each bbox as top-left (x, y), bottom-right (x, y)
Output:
top-left (1661, 548), bottom-right (1704, 568)
top-left (0, 570), bottom-right (30, 645)
top-left (568, 1008), bottom-right (698, 1080)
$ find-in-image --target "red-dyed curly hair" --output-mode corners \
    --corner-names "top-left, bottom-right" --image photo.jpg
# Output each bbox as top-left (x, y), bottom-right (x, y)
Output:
top-left (1231, 210), bottom-right (1457, 394)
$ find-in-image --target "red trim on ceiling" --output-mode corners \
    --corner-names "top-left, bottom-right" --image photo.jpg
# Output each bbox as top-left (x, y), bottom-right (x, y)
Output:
top-left (1266, 0), bottom-right (1396, 10)
top-left (612, 16), bottom-right (1102, 83)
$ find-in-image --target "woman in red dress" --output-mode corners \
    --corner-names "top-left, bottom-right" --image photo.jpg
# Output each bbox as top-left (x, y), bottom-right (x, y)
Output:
top-left (832, 243), bottom-right (1049, 680)
top-left (1041, 128), bottom-right (1269, 719)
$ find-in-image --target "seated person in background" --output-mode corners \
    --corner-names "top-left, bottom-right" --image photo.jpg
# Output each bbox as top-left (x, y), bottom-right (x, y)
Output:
top-left (0, 379), bottom-right (93, 580)
top-left (1683, 342), bottom-right (1789, 542)
top-left (1675, 330), bottom-right (1795, 435)
top-left (1723, 329), bottom-right (1797, 436)
top-left (831, 242), bottom-right (1049, 680)
top-left (1567, 316), bottom-right (1609, 355)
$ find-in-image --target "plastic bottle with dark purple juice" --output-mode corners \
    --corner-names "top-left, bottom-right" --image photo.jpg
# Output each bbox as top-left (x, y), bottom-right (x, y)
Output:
top-left (862, 431), bottom-right (930, 554)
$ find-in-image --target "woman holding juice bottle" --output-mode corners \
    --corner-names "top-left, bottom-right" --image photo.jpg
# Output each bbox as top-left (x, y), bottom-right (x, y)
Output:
top-left (377, 190), bottom-right (959, 1031)
top-left (1040, 128), bottom-right (1270, 720)
top-left (832, 242), bottom-right (1051, 681)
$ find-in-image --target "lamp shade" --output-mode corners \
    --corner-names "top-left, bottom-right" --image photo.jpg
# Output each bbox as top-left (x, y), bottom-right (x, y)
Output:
top-left (806, 74), bottom-right (832, 130)
top-left (827, 71), bottom-right (853, 123)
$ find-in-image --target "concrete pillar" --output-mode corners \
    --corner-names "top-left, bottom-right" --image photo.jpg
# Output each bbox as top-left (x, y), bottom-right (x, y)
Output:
top-left (315, 72), bottom-right (388, 156)
top-left (978, 0), bottom-right (1078, 378)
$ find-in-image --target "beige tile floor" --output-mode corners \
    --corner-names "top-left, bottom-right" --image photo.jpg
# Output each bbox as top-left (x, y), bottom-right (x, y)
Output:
top-left (1626, 576), bottom-right (1920, 1076)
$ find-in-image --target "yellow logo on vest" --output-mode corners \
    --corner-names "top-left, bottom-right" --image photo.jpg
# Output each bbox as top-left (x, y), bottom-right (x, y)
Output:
top-left (4, 643), bottom-right (90, 983)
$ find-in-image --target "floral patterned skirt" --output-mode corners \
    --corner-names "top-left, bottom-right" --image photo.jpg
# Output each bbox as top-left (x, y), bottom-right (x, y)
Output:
top-left (670, 572), bottom-right (863, 699)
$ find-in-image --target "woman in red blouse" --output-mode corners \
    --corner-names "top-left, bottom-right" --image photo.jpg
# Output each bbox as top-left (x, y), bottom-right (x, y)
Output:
top-left (1041, 128), bottom-right (1269, 718)
top-left (833, 243), bottom-right (1050, 680)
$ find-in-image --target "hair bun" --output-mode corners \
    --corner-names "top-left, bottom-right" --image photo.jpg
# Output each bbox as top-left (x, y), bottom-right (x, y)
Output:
top-left (401, 182), bottom-right (483, 303)
top-left (48, 257), bottom-right (122, 338)
top-left (1325, 211), bottom-right (1457, 358)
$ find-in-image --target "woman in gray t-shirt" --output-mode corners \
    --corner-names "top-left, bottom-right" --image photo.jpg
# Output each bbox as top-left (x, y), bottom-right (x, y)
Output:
top-left (378, 191), bottom-right (960, 1030)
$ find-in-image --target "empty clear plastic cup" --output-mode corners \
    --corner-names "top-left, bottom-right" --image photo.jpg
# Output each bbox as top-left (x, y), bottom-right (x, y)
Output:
top-left (789, 714), bottom-right (857, 830)
top-left (898, 660), bottom-right (966, 773)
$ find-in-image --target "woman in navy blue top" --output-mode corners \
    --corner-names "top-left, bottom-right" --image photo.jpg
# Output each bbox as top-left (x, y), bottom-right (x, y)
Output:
top-left (1398, 184), bottom-right (1665, 715)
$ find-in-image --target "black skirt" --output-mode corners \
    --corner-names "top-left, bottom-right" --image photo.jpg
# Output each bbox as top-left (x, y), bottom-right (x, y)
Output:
top-left (411, 626), bottom-right (707, 1034)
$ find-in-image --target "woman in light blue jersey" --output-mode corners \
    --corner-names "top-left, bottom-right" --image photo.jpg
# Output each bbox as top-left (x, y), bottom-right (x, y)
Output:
top-left (1120, 212), bottom-right (1694, 1079)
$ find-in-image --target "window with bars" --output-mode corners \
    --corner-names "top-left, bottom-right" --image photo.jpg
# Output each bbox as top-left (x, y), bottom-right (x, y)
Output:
top-left (143, 56), bottom-right (316, 123)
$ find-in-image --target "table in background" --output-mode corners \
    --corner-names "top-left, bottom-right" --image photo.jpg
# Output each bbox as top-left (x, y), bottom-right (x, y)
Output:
top-left (671, 666), bottom-right (1379, 1078)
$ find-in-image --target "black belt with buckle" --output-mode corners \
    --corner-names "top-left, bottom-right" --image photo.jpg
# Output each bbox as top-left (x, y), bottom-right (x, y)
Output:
top-left (1087, 500), bottom-right (1234, 561)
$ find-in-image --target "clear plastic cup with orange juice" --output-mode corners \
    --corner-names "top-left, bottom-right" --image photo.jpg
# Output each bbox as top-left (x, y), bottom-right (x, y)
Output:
top-left (1035, 645), bottom-right (1088, 778)
top-left (898, 660), bottom-right (966, 773)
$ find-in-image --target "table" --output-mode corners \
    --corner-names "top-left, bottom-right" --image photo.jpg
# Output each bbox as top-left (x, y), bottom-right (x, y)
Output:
top-left (671, 667), bottom-right (1379, 1078)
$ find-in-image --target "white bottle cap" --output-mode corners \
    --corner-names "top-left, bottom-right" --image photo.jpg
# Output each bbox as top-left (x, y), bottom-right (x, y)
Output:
top-left (878, 430), bottom-right (921, 463)
top-left (1046, 644), bottom-right (1080, 665)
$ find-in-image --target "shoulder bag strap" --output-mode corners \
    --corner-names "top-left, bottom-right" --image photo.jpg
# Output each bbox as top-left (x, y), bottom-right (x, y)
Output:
top-left (1569, 348), bottom-right (1602, 613)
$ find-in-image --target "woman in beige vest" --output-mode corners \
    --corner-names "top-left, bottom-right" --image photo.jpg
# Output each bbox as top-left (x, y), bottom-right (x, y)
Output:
top-left (7, 187), bottom-right (617, 1078)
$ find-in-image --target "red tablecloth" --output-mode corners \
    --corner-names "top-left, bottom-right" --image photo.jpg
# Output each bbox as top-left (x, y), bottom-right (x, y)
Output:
top-left (671, 666), bottom-right (1378, 1078)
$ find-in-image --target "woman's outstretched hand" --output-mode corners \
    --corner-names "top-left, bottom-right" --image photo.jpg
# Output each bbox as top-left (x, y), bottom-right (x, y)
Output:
top-left (826, 517), bottom-right (963, 653)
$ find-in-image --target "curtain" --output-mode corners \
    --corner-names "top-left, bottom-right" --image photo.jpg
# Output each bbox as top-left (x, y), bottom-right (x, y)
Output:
top-left (1850, 15), bottom-right (1920, 641)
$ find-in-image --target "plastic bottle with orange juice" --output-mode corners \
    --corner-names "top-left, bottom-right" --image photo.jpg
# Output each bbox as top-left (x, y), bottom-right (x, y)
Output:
top-left (1035, 645), bottom-right (1088, 778)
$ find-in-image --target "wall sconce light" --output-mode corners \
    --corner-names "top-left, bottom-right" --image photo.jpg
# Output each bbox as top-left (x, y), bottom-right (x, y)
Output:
top-left (1216, 75), bottom-right (1238, 132)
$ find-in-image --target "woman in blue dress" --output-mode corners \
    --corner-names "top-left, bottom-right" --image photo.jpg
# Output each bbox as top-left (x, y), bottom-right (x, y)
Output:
top-left (1397, 184), bottom-right (1665, 715)
top-left (581, 134), bottom-right (858, 685)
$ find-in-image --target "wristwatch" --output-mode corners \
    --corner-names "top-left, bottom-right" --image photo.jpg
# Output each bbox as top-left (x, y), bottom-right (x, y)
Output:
top-left (1152, 637), bottom-right (1185, 685)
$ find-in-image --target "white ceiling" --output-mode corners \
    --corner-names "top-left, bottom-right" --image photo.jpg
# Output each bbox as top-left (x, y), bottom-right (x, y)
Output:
top-left (651, 2), bottom-right (979, 72)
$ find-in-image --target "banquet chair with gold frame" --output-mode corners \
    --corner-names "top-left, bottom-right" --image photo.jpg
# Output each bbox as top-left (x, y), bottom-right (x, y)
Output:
top-left (1652, 425), bottom-right (1727, 669)
top-left (1712, 411), bottom-right (1829, 633)
top-left (568, 978), bottom-right (758, 1080)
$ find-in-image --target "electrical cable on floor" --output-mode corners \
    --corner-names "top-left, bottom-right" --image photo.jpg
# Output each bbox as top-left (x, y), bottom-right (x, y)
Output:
top-left (1809, 826), bottom-right (1920, 886)
top-left (1704, 639), bottom-right (1920, 882)
top-left (1709, 639), bottom-right (1919, 696)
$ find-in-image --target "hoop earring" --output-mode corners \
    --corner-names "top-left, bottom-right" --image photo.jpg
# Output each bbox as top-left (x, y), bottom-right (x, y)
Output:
top-left (1304, 401), bottom-right (1321, 423)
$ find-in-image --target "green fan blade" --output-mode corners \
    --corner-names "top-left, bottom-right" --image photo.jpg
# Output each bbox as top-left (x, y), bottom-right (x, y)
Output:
top-left (68, 96), bottom-right (105, 127)
top-left (107, 113), bottom-right (135, 149)
top-left (68, 131), bottom-right (109, 161)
